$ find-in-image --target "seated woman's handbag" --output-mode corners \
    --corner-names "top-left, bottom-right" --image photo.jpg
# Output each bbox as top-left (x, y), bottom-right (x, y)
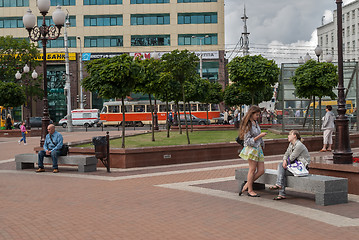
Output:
top-left (287, 157), bottom-right (309, 177)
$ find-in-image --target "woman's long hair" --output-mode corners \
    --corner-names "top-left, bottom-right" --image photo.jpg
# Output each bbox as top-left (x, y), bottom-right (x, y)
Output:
top-left (239, 105), bottom-right (261, 139)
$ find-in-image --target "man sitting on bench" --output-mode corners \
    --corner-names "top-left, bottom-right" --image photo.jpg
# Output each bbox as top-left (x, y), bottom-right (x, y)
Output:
top-left (36, 124), bottom-right (63, 173)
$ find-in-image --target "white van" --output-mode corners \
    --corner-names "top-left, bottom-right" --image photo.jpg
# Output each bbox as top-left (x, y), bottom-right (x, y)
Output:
top-left (59, 109), bottom-right (100, 128)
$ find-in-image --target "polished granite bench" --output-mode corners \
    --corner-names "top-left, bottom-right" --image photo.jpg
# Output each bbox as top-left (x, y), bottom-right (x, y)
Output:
top-left (15, 153), bottom-right (98, 172)
top-left (235, 168), bottom-right (348, 206)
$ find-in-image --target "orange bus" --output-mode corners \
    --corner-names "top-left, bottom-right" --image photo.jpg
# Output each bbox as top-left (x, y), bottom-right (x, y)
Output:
top-left (99, 100), bottom-right (220, 126)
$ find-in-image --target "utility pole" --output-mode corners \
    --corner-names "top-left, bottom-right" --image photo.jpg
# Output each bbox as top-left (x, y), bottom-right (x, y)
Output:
top-left (64, 12), bottom-right (73, 132)
top-left (78, 36), bottom-right (84, 109)
top-left (241, 5), bottom-right (250, 56)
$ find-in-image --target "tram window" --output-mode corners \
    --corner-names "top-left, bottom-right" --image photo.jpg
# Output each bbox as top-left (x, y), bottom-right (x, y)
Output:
top-left (134, 105), bottom-right (145, 112)
top-left (159, 105), bottom-right (167, 112)
top-left (179, 104), bottom-right (184, 111)
top-left (101, 106), bottom-right (107, 113)
top-left (198, 104), bottom-right (208, 111)
top-left (185, 104), bottom-right (190, 111)
top-left (191, 104), bottom-right (197, 111)
top-left (211, 104), bottom-right (219, 111)
top-left (147, 105), bottom-right (156, 112)
top-left (121, 105), bottom-right (132, 112)
top-left (108, 106), bottom-right (119, 113)
top-left (1, 109), bottom-right (5, 119)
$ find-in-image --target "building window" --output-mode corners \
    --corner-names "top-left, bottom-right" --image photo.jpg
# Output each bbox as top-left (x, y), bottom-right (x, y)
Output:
top-left (83, 0), bottom-right (122, 5)
top-left (0, 0), bottom-right (29, 7)
top-left (84, 36), bottom-right (123, 47)
top-left (178, 34), bottom-right (218, 45)
top-left (177, 0), bottom-right (217, 2)
top-left (347, 12), bottom-right (350, 21)
top-left (130, 14), bottom-right (170, 25)
top-left (320, 36), bottom-right (323, 47)
top-left (331, 32), bottom-right (334, 43)
top-left (0, 17), bottom-right (24, 28)
top-left (131, 35), bottom-right (170, 46)
top-left (347, 42), bottom-right (350, 53)
top-left (38, 16), bottom-right (76, 27)
top-left (353, 24), bottom-right (356, 35)
top-left (51, 0), bottom-right (76, 5)
top-left (347, 26), bottom-right (350, 37)
top-left (325, 35), bottom-right (328, 45)
top-left (84, 15), bottom-right (123, 26)
top-left (38, 37), bottom-right (77, 48)
top-left (353, 10), bottom-right (356, 19)
top-left (130, 0), bottom-right (169, 4)
top-left (178, 12), bottom-right (217, 24)
top-left (353, 41), bottom-right (356, 53)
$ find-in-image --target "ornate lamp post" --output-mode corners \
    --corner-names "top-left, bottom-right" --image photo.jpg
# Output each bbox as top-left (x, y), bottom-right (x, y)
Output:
top-left (22, 0), bottom-right (66, 146)
top-left (334, 0), bottom-right (352, 164)
top-left (304, 52), bottom-right (311, 63)
top-left (15, 65), bottom-right (38, 130)
top-left (151, 51), bottom-right (159, 130)
top-left (315, 45), bottom-right (323, 62)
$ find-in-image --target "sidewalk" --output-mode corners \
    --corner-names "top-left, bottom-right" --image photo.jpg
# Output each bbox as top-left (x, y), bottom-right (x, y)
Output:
top-left (1, 133), bottom-right (359, 239)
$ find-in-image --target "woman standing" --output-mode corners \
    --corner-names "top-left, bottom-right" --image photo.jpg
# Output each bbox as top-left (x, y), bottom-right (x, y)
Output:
top-left (18, 121), bottom-right (27, 145)
top-left (238, 106), bottom-right (267, 197)
top-left (320, 105), bottom-right (335, 152)
top-left (269, 130), bottom-right (310, 200)
top-left (6, 114), bottom-right (12, 130)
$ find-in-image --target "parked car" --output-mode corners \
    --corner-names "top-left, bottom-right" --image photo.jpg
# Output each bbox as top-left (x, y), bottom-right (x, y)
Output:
top-left (179, 114), bottom-right (210, 125)
top-left (212, 113), bottom-right (233, 124)
top-left (14, 117), bottom-right (53, 129)
top-left (59, 109), bottom-right (100, 128)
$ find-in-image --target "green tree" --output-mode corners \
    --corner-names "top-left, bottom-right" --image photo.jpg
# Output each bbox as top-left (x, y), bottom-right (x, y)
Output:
top-left (82, 54), bottom-right (143, 147)
top-left (291, 59), bottom-right (338, 135)
top-left (0, 36), bottom-right (42, 116)
top-left (161, 50), bottom-right (199, 144)
top-left (136, 58), bottom-right (162, 141)
top-left (202, 81), bottom-right (223, 122)
top-left (0, 82), bottom-right (26, 111)
top-left (227, 55), bottom-right (280, 105)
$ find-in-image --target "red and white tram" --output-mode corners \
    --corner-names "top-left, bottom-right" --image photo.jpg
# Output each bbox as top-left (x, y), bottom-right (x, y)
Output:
top-left (100, 100), bottom-right (220, 126)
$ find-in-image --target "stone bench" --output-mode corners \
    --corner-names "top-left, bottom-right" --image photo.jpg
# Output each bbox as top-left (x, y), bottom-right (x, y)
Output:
top-left (15, 153), bottom-right (98, 172)
top-left (235, 168), bottom-right (348, 206)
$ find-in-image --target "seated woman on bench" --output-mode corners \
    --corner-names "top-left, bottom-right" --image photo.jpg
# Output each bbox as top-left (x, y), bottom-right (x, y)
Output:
top-left (269, 130), bottom-right (310, 200)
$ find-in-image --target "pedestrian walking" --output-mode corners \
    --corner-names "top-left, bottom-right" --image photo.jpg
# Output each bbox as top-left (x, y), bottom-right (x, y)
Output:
top-left (18, 121), bottom-right (27, 145)
top-left (238, 105), bottom-right (267, 197)
top-left (320, 105), bottom-right (336, 152)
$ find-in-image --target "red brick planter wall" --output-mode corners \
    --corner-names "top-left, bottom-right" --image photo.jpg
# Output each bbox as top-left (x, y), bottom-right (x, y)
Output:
top-left (0, 129), bottom-right (41, 137)
top-left (68, 133), bottom-right (359, 168)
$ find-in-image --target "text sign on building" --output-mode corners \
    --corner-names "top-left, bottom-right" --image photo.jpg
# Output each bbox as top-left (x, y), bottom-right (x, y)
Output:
top-left (82, 52), bottom-right (124, 61)
top-left (130, 51), bottom-right (219, 60)
top-left (35, 53), bottom-right (76, 61)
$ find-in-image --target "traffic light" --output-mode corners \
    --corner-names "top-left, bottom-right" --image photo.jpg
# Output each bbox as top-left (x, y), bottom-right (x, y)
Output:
top-left (76, 95), bottom-right (79, 102)
top-left (83, 94), bottom-right (87, 102)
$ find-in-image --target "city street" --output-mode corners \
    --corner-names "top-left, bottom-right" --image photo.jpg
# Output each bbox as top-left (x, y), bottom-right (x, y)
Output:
top-left (1, 131), bottom-right (359, 239)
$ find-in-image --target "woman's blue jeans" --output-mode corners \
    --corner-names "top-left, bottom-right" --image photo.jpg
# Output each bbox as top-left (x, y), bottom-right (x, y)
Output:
top-left (20, 132), bottom-right (26, 143)
top-left (275, 162), bottom-right (293, 196)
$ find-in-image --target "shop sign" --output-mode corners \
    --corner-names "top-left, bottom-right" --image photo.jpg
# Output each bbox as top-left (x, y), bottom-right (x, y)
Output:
top-left (35, 53), bottom-right (76, 61)
top-left (130, 51), bottom-right (219, 60)
top-left (82, 52), bottom-right (124, 61)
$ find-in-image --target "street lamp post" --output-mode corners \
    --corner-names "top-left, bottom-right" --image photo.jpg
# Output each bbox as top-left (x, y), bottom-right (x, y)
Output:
top-left (15, 65), bottom-right (38, 130)
top-left (315, 45), bottom-right (323, 128)
top-left (334, 0), bottom-right (352, 164)
top-left (77, 36), bottom-right (84, 109)
top-left (151, 51), bottom-right (160, 130)
top-left (22, 0), bottom-right (66, 146)
top-left (192, 35), bottom-right (209, 78)
top-left (304, 52), bottom-right (311, 63)
top-left (64, 14), bottom-right (73, 132)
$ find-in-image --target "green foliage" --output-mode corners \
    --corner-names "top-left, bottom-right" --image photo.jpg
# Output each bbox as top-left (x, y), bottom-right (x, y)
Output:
top-left (227, 55), bottom-right (280, 104)
top-left (0, 36), bottom-right (42, 101)
top-left (0, 82), bottom-right (26, 108)
top-left (203, 80), bottom-right (223, 104)
top-left (135, 58), bottom-right (162, 95)
top-left (83, 54), bottom-right (143, 99)
top-left (224, 82), bottom-right (273, 107)
top-left (291, 60), bottom-right (338, 99)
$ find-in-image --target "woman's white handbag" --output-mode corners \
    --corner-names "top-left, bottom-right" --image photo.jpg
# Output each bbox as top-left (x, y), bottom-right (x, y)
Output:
top-left (287, 158), bottom-right (309, 177)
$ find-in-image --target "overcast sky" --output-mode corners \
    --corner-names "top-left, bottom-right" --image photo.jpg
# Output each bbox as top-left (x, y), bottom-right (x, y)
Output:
top-left (224, 0), bottom-right (356, 63)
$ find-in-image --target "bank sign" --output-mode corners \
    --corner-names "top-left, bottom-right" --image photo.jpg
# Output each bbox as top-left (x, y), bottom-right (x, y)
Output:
top-left (34, 53), bottom-right (76, 61)
top-left (81, 51), bottom-right (219, 61)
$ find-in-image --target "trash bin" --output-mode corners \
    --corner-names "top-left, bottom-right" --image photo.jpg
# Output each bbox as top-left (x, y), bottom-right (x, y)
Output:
top-left (92, 136), bottom-right (107, 159)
